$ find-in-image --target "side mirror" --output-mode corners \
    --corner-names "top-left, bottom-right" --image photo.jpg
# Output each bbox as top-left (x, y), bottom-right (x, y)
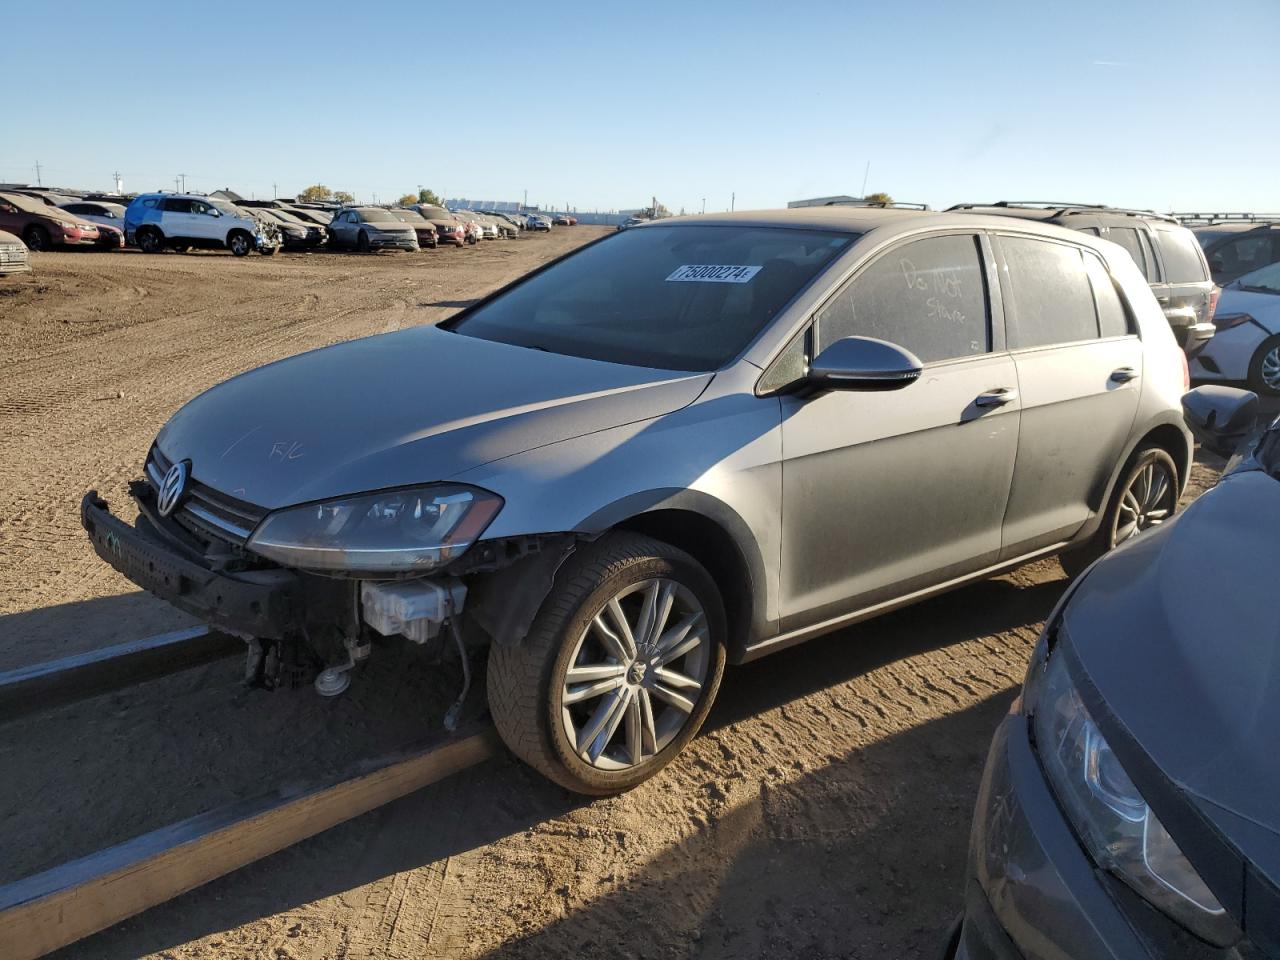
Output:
top-left (208, 208), bottom-right (220, 217)
top-left (807, 336), bottom-right (923, 392)
top-left (1181, 385), bottom-right (1258, 458)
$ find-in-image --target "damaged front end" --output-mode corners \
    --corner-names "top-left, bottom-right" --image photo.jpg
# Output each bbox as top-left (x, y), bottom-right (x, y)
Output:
top-left (81, 447), bottom-right (579, 708)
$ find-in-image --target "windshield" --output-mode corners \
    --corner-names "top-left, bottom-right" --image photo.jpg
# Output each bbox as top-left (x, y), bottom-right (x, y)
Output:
top-left (419, 205), bottom-right (451, 220)
top-left (211, 200), bottom-right (241, 217)
top-left (359, 209), bottom-right (399, 224)
top-left (1236, 261), bottom-right (1280, 294)
top-left (450, 224), bottom-right (854, 371)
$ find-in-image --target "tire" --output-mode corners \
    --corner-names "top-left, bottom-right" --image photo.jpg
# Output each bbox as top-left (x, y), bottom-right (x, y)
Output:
top-left (1247, 335), bottom-right (1280, 397)
top-left (227, 231), bottom-right (252, 257)
top-left (1059, 445), bottom-right (1179, 579)
top-left (260, 247), bottom-right (277, 257)
top-left (487, 532), bottom-right (727, 795)
top-left (137, 228), bottom-right (164, 254)
top-left (22, 225), bottom-right (52, 252)
top-left (356, 230), bottom-right (370, 253)
top-left (171, 244), bottom-right (189, 253)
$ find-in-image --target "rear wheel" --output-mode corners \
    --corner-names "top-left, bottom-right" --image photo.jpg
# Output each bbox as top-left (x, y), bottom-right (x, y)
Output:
top-left (1247, 335), bottom-right (1280, 397)
top-left (227, 231), bottom-right (253, 257)
top-left (487, 532), bottom-right (726, 795)
top-left (1059, 445), bottom-right (1179, 578)
top-left (136, 228), bottom-right (164, 253)
top-left (259, 246), bottom-right (277, 257)
top-left (171, 243), bottom-right (189, 253)
top-left (22, 225), bottom-right (52, 251)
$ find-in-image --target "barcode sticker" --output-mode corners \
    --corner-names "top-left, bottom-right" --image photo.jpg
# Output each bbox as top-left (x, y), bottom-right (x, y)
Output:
top-left (666, 264), bottom-right (762, 283)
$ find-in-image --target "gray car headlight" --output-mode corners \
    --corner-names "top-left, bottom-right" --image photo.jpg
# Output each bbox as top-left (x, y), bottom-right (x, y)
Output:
top-left (247, 484), bottom-right (502, 575)
top-left (1027, 647), bottom-right (1240, 946)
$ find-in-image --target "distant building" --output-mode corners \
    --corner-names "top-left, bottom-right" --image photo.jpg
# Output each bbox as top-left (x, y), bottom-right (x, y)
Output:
top-left (787, 194), bottom-right (859, 208)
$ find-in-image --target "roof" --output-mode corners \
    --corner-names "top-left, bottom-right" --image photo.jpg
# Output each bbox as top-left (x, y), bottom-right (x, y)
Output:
top-left (1189, 222), bottom-right (1280, 236)
top-left (651, 207), bottom-right (1126, 260)
top-left (947, 201), bottom-right (1178, 225)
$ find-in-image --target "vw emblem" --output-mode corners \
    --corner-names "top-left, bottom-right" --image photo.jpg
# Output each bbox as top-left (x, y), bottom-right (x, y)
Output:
top-left (156, 461), bottom-right (189, 517)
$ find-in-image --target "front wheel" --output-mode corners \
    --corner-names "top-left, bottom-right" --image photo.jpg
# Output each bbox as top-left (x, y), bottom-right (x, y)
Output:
top-left (487, 532), bottom-right (726, 795)
top-left (1060, 445), bottom-right (1179, 578)
top-left (356, 230), bottom-right (370, 253)
top-left (22, 225), bottom-right (52, 252)
top-left (227, 231), bottom-right (252, 257)
top-left (1247, 335), bottom-right (1280, 397)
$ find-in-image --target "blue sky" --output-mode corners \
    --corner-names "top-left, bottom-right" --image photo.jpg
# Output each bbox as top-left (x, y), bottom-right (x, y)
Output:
top-left (4, 0), bottom-right (1277, 213)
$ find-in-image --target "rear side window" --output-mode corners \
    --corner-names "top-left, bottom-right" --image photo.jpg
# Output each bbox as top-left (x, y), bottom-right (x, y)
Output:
top-left (1153, 227), bottom-right (1208, 283)
top-left (817, 233), bottom-right (989, 363)
top-left (1108, 228), bottom-right (1149, 279)
top-left (1001, 236), bottom-right (1098, 349)
top-left (1083, 255), bottom-right (1130, 338)
top-left (161, 198), bottom-right (192, 214)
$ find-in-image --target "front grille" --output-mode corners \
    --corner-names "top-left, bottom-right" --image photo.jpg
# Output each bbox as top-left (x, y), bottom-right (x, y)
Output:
top-left (148, 447), bottom-right (267, 547)
top-left (0, 244), bottom-right (27, 266)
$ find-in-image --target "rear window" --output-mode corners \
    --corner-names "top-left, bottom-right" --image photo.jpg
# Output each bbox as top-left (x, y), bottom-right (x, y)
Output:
top-left (1001, 237), bottom-right (1099, 349)
top-left (450, 224), bottom-right (853, 371)
top-left (1153, 227), bottom-right (1209, 283)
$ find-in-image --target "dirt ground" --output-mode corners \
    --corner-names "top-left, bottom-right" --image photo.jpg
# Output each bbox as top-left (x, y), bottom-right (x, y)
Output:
top-left (0, 235), bottom-right (1229, 960)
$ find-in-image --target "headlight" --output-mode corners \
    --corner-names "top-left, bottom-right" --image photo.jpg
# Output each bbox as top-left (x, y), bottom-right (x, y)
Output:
top-left (246, 484), bottom-right (502, 575)
top-left (1028, 646), bottom-right (1240, 945)
top-left (57, 220), bottom-right (74, 230)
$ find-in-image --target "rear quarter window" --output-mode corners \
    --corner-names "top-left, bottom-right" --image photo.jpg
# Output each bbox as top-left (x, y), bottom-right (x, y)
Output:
top-left (1153, 227), bottom-right (1209, 283)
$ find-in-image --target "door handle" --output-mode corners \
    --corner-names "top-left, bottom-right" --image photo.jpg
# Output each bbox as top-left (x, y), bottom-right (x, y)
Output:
top-left (1110, 367), bottom-right (1140, 383)
top-left (974, 387), bottom-right (1018, 408)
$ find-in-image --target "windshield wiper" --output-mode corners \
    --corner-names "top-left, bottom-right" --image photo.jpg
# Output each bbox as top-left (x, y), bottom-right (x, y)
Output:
top-left (1238, 284), bottom-right (1280, 295)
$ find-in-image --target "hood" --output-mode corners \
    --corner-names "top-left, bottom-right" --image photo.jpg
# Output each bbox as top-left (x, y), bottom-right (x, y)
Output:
top-left (1064, 468), bottom-right (1280, 847)
top-left (156, 325), bottom-right (710, 509)
top-left (364, 221), bottom-right (415, 233)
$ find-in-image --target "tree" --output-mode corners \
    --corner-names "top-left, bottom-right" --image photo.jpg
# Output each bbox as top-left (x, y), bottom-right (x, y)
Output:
top-left (297, 184), bottom-right (333, 202)
top-left (418, 187), bottom-right (443, 206)
top-left (398, 193), bottom-right (418, 206)
top-left (333, 190), bottom-right (355, 205)
top-left (863, 191), bottom-right (893, 205)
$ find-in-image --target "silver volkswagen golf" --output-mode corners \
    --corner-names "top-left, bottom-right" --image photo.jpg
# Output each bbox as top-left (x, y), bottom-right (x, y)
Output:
top-left (82, 207), bottom-right (1191, 794)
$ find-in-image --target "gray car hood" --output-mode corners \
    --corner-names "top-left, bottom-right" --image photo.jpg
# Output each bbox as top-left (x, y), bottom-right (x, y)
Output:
top-left (156, 325), bottom-right (710, 508)
top-left (1064, 468), bottom-right (1280, 844)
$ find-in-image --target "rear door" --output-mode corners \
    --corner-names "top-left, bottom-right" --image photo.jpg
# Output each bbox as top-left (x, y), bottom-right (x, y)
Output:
top-left (778, 231), bottom-right (1020, 627)
top-left (160, 198), bottom-right (196, 240)
top-left (994, 233), bottom-right (1143, 557)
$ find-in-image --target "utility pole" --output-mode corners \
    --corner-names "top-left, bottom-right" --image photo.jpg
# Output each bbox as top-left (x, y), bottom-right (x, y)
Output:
top-left (523, 188), bottom-right (527, 209)
top-left (731, 192), bottom-right (735, 211)
top-left (701, 198), bottom-right (705, 214)
top-left (34, 161), bottom-right (43, 187)
top-left (173, 176), bottom-right (180, 193)
top-left (179, 173), bottom-right (187, 192)
top-left (272, 182), bottom-right (278, 199)
top-left (860, 161), bottom-right (870, 198)
top-left (113, 171), bottom-right (123, 194)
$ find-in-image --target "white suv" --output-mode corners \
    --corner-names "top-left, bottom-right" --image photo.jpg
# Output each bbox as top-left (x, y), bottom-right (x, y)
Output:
top-left (124, 194), bottom-right (281, 257)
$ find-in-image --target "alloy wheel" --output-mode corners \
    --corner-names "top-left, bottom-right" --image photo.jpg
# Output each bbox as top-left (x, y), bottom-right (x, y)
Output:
top-left (1261, 346), bottom-right (1280, 392)
top-left (1113, 460), bottom-right (1175, 545)
top-left (559, 578), bottom-right (710, 771)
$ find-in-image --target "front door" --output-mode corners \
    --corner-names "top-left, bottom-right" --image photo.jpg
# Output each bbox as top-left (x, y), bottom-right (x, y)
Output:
top-left (993, 233), bottom-right (1143, 556)
top-left (778, 232), bottom-right (1020, 629)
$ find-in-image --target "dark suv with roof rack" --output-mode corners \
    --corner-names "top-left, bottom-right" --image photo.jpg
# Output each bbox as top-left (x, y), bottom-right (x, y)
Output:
top-left (948, 202), bottom-right (1217, 358)
top-left (1173, 213), bottom-right (1280, 286)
